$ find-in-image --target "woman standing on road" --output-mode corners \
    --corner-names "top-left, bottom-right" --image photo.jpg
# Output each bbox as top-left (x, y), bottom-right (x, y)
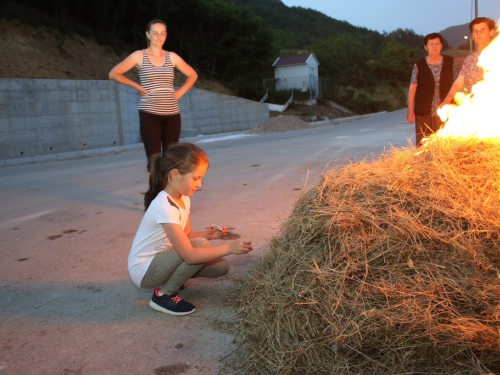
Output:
top-left (109, 19), bottom-right (198, 168)
top-left (406, 33), bottom-right (455, 146)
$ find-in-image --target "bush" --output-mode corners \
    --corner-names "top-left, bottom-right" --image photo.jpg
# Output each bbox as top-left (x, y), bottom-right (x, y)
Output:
top-left (322, 83), bottom-right (406, 114)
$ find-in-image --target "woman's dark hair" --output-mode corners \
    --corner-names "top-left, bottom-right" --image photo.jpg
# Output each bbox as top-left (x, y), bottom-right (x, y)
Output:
top-left (424, 33), bottom-right (444, 46)
top-left (147, 19), bottom-right (167, 32)
top-left (469, 17), bottom-right (496, 32)
top-left (144, 143), bottom-right (209, 209)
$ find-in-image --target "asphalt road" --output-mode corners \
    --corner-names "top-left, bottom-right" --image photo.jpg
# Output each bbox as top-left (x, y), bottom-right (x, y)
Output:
top-left (0, 109), bottom-right (413, 374)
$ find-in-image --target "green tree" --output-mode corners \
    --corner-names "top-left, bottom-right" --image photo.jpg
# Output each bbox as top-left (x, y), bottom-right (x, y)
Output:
top-left (226, 0), bottom-right (384, 51)
top-left (312, 34), bottom-right (371, 86)
top-left (163, 0), bottom-right (274, 98)
top-left (372, 39), bottom-right (417, 85)
top-left (385, 28), bottom-right (423, 49)
top-left (386, 28), bottom-right (451, 50)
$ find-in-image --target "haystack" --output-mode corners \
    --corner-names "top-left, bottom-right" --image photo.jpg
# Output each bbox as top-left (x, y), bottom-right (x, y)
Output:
top-left (234, 137), bottom-right (500, 374)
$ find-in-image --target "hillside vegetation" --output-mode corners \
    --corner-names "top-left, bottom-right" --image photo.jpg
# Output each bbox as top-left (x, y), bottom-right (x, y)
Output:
top-left (441, 23), bottom-right (474, 49)
top-left (0, 19), bottom-right (237, 96)
top-left (0, 0), bottom-right (459, 113)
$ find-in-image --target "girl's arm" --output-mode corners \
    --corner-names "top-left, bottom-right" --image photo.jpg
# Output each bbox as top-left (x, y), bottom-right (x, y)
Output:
top-left (170, 52), bottom-right (198, 100)
top-left (184, 217), bottom-right (226, 240)
top-left (162, 222), bottom-right (251, 265)
top-left (109, 51), bottom-right (148, 96)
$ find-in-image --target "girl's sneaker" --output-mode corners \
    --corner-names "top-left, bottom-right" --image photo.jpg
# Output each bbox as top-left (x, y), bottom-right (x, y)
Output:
top-left (149, 289), bottom-right (196, 315)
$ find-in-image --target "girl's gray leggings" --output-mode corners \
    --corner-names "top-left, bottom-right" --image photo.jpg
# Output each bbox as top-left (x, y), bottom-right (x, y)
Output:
top-left (140, 237), bottom-right (229, 295)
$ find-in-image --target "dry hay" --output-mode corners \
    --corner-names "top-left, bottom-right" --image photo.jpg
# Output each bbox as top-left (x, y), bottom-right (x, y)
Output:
top-left (249, 115), bottom-right (310, 134)
top-left (233, 137), bottom-right (500, 374)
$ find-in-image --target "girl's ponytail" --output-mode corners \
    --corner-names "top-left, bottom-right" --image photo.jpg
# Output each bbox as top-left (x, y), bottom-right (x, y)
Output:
top-left (144, 154), bottom-right (164, 210)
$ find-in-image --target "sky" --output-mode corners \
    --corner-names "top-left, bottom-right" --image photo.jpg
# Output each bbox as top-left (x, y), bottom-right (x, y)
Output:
top-left (281, 0), bottom-right (500, 36)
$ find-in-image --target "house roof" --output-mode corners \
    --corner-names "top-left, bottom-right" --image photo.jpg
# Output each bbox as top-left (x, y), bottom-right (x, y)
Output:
top-left (272, 53), bottom-right (319, 67)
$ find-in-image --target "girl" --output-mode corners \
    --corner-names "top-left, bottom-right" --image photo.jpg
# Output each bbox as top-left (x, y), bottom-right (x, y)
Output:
top-left (109, 19), bottom-right (198, 169)
top-left (128, 143), bottom-right (252, 315)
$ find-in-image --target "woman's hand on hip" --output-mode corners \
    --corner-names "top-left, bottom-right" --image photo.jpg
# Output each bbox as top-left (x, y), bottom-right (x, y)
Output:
top-left (174, 90), bottom-right (183, 100)
top-left (137, 86), bottom-right (149, 96)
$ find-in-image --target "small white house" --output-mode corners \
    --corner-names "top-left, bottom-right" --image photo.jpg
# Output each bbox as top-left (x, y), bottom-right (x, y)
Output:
top-left (272, 53), bottom-right (320, 96)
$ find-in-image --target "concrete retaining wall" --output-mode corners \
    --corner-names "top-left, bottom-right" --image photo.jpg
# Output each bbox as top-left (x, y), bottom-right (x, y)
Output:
top-left (0, 79), bottom-right (269, 161)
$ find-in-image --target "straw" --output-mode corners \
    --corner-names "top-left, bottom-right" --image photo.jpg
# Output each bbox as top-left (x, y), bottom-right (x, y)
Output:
top-left (232, 137), bottom-right (500, 374)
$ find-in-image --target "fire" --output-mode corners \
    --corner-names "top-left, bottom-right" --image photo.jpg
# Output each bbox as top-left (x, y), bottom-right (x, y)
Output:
top-left (436, 24), bottom-right (500, 140)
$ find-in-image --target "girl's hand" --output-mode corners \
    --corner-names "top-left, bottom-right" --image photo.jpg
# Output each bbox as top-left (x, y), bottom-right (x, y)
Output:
top-left (230, 239), bottom-right (252, 255)
top-left (208, 224), bottom-right (227, 240)
top-left (208, 225), bottom-right (227, 239)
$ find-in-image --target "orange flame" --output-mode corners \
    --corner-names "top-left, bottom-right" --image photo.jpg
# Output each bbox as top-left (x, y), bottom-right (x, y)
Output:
top-left (436, 23), bottom-right (500, 140)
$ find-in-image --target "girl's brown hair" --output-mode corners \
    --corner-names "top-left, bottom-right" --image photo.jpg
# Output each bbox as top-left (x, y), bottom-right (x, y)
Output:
top-left (144, 143), bottom-right (209, 209)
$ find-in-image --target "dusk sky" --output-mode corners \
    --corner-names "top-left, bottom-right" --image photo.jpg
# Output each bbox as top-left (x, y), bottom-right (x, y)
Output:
top-left (281, 0), bottom-right (500, 36)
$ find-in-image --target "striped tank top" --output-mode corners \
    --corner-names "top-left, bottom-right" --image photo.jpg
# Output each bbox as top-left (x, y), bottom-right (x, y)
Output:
top-left (138, 50), bottom-right (180, 116)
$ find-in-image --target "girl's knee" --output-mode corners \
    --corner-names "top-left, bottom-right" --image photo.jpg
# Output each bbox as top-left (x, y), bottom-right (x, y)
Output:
top-left (215, 258), bottom-right (229, 276)
top-left (195, 258), bottom-right (229, 278)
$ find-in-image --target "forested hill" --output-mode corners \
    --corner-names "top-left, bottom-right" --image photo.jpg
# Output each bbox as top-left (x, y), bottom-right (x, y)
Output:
top-left (1, 0), bottom-right (392, 92)
top-left (440, 23), bottom-right (471, 49)
top-left (225, 0), bottom-right (385, 51)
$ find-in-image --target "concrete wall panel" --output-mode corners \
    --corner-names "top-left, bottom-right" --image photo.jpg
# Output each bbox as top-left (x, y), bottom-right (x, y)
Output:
top-left (0, 78), bottom-right (269, 161)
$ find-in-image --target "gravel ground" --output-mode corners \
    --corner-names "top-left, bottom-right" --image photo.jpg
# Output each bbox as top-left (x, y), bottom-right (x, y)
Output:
top-left (249, 115), bottom-right (310, 134)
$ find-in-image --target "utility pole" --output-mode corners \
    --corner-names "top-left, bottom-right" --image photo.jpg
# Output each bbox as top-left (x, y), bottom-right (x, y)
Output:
top-left (471, 0), bottom-right (479, 53)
